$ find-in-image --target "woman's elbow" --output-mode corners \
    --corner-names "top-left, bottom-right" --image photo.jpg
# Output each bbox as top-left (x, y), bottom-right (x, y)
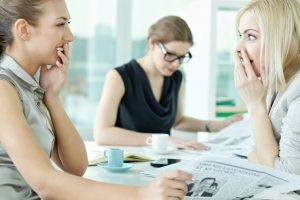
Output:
top-left (93, 127), bottom-right (109, 145)
top-left (71, 162), bottom-right (88, 176)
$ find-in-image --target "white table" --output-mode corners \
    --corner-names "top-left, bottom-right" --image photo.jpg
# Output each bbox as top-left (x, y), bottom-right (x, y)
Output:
top-left (83, 141), bottom-right (300, 200)
top-left (83, 141), bottom-right (198, 186)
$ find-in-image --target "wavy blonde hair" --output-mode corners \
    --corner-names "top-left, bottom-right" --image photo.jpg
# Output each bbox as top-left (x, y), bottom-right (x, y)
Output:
top-left (237, 0), bottom-right (300, 91)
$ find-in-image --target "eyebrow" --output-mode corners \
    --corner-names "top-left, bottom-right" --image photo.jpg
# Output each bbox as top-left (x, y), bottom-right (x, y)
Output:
top-left (238, 29), bottom-right (259, 34)
top-left (56, 17), bottom-right (70, 21)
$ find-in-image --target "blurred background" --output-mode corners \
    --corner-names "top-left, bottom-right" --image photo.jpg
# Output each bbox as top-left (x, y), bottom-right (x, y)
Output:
top-left (64, 0), bottom-right (248, 140)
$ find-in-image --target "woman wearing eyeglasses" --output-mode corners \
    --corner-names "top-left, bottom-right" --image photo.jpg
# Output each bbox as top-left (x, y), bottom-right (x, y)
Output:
top-left (93, 16), bottom-right (242, 149)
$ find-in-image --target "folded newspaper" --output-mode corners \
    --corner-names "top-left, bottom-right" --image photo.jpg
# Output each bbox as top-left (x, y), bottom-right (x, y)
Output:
top-left (88, 150), bottom-right (152, 166)
top-left (142, 156), bottom-right (300, 200)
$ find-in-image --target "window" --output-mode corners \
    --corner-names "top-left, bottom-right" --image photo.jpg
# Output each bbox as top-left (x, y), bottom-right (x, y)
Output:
top-left (64, 0), bottom-right (117, 139)
top-left (216, 9), bottom-right (240, 105)
top-left (215, 1), bottom-right (247, 117)
top-left (63, 0), bottom-right (247, 139)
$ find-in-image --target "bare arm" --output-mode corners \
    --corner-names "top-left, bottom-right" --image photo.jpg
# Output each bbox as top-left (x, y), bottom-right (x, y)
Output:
top-left (45, 93), bottom-right (88, 175)
top-left (235, 49), bottom-right (278, 167)
top-left (247, 105), bottom-right (278, 167)
top-left (0, 81), bottom-right (191, 200)
top-left (93, 70), bottom-right (152, 146)
top-left (39, 44), bottom-right (87, 175)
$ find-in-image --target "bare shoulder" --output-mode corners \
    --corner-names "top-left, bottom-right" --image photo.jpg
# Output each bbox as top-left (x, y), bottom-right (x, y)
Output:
top-left (0, 80), bottom-right (25, 140)
top-left (104, 69), bottom-right (125, 93)
top-left (106, 69), bottom-right (123, 83)
top-left (0, 80), bottom-right (22, 106)
top-left (0, 80), bottom-right (23, 121)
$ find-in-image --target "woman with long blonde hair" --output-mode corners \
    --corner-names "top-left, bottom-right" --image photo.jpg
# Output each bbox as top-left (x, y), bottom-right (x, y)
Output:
top-left (235, 0), bottom-right (300, 174)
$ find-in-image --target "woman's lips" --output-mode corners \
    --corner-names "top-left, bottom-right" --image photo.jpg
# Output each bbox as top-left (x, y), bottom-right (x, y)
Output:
top-left (166, 68), bottom-right (175, 73)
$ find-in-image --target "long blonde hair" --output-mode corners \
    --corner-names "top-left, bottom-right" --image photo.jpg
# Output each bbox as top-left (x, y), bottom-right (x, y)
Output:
top-left (237, 0), bottom-right (300, 91)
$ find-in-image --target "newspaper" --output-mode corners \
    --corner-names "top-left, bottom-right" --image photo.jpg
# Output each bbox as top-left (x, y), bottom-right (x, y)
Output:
top-left (181, 114), bottom-right (253, 158)
top-left (141, 156), bottom-right (300, 200)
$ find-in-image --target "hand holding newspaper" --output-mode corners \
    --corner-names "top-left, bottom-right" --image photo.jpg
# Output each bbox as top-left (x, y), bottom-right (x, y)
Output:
top-left (142, 156), bottom-right (300, 200)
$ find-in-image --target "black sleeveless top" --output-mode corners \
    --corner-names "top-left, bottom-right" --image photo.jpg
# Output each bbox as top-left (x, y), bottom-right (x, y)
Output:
top-left (115, 59), bottom-right (182, 134)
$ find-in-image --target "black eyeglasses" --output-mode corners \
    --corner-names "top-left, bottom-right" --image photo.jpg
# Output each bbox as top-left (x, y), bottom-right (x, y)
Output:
top-left (157, 42), bottom-right (192, 64)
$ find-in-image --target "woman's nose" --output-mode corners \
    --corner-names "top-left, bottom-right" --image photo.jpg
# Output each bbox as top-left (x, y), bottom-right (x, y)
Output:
top-left (64, 26), bottom-right (74, 43)
top-left (171, 59), bottom-right (181, 68)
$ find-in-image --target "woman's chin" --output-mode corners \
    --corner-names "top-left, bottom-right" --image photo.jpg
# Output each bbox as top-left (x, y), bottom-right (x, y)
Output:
top-left (162, 70), bottom-right (175, 76)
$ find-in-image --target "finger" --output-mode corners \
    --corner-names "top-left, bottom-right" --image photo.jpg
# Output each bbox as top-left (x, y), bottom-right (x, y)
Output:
top-left (162, 170), bottom-right (192, 181)
top-left (226, 114), bottom-right (243, 124)
top-left (186, 143), bottom-right (209, 150)
top-left (166, 188), bottom-right (186, 199)
top-left (241, 50), bottom-right (256, 79)
top-left (164, 179), bottom-right (188, 193)
top-left (233, 50), bottom-right (244, 70)
top-left (56, 60), bottom-right (63, 68)
top-left (234, 50), bottom-right (247, 80)
top-left (232, 114), bottom-right (243, 120)
top-left (63, 43), bottom-right (70, 59)
top-left (57, 50), bottom-right (69, 67)
top-left (177, 140), bottom-right (209, 150)
top-left (57, 51), bottom-right (69, 74)
top-left (167, 197), bottom-right (181, 200)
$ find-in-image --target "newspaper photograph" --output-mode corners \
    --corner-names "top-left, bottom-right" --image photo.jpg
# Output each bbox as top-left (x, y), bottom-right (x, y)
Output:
top-left (142, 156), bottom-right (300, 200)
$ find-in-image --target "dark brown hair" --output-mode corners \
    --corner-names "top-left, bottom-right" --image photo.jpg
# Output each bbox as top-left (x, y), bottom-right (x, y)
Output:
top-left (148, 15), bottom-right (194, 45)
top-left (0, 0), bottom-right (46, 56)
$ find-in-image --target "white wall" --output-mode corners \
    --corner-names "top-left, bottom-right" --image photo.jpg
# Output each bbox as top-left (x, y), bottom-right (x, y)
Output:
top-left (180, 0), bottom-right (217, 120)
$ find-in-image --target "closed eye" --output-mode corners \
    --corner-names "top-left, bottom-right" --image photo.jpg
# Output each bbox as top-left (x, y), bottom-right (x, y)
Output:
top-left (57, 21), bottom-right (71, 27)
top-left (57, 22), bottom-right (65, 27)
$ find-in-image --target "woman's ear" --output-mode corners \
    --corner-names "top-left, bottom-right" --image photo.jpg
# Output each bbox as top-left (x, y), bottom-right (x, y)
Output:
top-left (148, 38), bottom-right (156, 50)
top-left (14, 19), bottom-right (31, 41)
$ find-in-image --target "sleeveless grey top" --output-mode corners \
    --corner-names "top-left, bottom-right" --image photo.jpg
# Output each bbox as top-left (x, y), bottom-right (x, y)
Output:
top-left (0, 54), bottom-right (54, 200)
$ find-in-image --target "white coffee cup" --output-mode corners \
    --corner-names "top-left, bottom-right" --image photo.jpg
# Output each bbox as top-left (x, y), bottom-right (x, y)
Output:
top-left (146, 134), bottom-right (169, 153)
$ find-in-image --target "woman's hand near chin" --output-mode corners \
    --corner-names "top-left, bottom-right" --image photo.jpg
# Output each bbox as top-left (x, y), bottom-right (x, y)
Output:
top-left (234, 49), bottom-right (268, 111)
top-left (39, 43), bottom-right (70, 98)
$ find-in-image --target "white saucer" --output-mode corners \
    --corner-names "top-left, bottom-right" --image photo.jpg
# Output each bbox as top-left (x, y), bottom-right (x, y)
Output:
top-left (143, 146), bottom-right (176, 155)
top-left (98, 163), bottom-right (133, 172)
